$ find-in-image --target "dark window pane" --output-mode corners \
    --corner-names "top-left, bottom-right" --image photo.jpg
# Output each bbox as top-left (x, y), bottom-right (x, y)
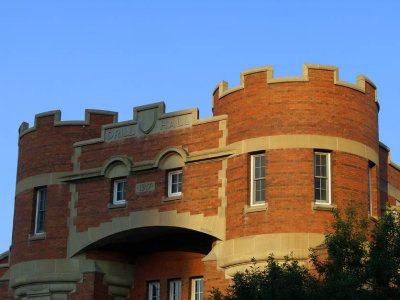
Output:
top-left (178, 173), bottom-right (182, 183)
top-left (315, 178), bottom-right (321, 189)
top-left (315, 188), bottom-right (321, 200)
top-left (321, 179), bottom-right (326, 189)
top-left (177, 182), bottom-right (182, 192)
top-left (321, 166), bottom-right (326, 177)
top-left (321, 189), bottom-right (327, 201)
top-left (260, 190), bottom-right (265, 202)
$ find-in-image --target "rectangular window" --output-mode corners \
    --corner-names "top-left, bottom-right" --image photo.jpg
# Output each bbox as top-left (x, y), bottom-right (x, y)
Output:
top-left (113, 178), bottom-right (126, 204)
top-left (168, 170), bottom-right (182, 197)
top-left (148, 281), bottom-right (160, 300)
top-left (169, 279), bottom-right (181, 300)
top-left (34, 187), bottom-right (47, 234)
top-left (191, 277), bottom-right (204, 300)
top-left (314, 152), bottom-right (331, 204)
top-left (251, 153), bottom-right (266, 206)
top-left (368, 164), bottom-right (372, 216)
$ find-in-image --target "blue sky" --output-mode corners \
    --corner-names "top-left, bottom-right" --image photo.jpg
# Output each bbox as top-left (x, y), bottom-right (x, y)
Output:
top-left (1, 1), bottom-right (399, 253)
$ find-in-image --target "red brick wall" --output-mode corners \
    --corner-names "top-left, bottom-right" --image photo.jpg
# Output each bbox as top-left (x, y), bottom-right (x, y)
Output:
top-left (378, 146), bottom-right (400, 206)
top-left (0, 255), bottom-right (8, 265)
top-left (17, 113), bottom-right (115, 181)
top-left (130, 251), bottom-right (204, 300)
top-left (78, 122), bottom-right (221, 171)
top-left (203, 260), bottom-right (230, 297)
top-left (11, 185), bottom-right (70, 265)
top-left (13, 111), bottom-right (223, 265)
top-left (213, 68), bottom-right (378, 152)
top-left (0, 252), bottom-right (10, 298)
top-left (0, 268), bottom-right (8, 279)
top-left (388, 164), bottom-right (400, 191)
top-left (225, 149), bottom-right (373, 240)
top-left (379, 147), bottom-right (389, 182)
top-left (70, 273), bottom-right (112, 300)
top-left (12, 112), bottom-right (116, 265)
top-left (0, 282), bottom-right (12, 300)
top-left (74, 160), bottom-right (221, 232)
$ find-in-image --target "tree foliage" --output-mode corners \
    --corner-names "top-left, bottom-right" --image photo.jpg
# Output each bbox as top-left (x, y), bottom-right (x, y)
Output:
top-left (309, 207), bottom-right (369, 299)
top-left (210, 207), bottom-right (400, 300)
top-left (211, 256), bottom-right (317, 300)
top-left (368, 209), bottom-right (400, 299)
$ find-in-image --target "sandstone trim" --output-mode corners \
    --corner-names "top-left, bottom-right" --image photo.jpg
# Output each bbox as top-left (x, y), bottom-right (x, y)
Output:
top-left (16, 172), bottom-right (70, 195)
top-left (8, 258), bottom-right (133, 299)
top-left (16, 134), bottom-right (380, 192)
top-left (71, 103), bottom-right (226, 148)
top-left (211, 233), bottom-right (324, 278)
top-left (68, 209), bottom-right (225, 257)
top-left (229, 134), bottom-right (379, 165)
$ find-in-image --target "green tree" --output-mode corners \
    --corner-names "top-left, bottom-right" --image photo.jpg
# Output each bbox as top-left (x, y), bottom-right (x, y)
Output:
top-left (309, 207), bottom-right (370, 300)
top-left (210, 255), bottom-right (316, 300)
top-left (368, 208), bottom-right (400, 299)
top-left (211, 207), bottom-right (400, 300)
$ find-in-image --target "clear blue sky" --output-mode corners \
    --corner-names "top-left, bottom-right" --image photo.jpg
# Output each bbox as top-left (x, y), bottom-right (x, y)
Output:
top-left (1, 1), bottom-right (399, 253)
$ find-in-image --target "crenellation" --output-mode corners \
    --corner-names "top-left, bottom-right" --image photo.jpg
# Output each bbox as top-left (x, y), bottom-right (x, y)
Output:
top-left (213, 64), bottom-right (379, 107)
top-left (19, 109), bottom-right (118, 138)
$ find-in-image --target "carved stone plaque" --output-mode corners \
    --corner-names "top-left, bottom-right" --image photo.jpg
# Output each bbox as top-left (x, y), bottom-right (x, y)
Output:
top-left (103, 103), bottom-right (195, 143)
top-left (105, 125), bottom-right (136, 142)
top-left (136, 181), bottom-right (156, 194)
top-left (159, 115), bottom-right (191, 131)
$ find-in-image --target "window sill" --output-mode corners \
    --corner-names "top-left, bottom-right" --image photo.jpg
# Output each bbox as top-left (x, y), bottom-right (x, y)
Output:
top-left (244, 203), bottom-right (268, 213)
top-left (369, 215), bottom-right (379, 223)
top-left (313, 203), bottom-right (336, 211)
top-left (108, 202), bottom-right (126, 209)
top-left (162, 194), bottom-right (183, 202)
top-left (28, 232), bottom-right (46, 241)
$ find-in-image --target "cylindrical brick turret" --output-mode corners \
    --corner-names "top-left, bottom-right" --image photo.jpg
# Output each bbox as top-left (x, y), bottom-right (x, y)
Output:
top-left (12, 110), bottom-right (117, 265)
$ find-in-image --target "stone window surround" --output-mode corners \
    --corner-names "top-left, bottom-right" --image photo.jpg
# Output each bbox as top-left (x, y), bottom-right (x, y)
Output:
top-left (34, 187), bottom-right (47, 235)
top-left (168, 169), bottom-right (183, 198)
top-left (191, 277), bottom-right (204, 300)
top-left (112, 178), bottom-right (127, 205)
top-left (314, 151), bottom-right (331, 205)
top-left (250, 153), bottom-right (266, 207)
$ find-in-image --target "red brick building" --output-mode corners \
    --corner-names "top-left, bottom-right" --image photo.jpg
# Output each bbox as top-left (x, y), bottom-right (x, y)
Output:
top-left (1, 64), bottom-right (399, 299)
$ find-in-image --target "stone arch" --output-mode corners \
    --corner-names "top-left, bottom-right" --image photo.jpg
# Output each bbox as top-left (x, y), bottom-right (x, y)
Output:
top-left (68, 209), bottom-right (224, 257)
top-left (101, 156), bottom-right (132, 178)
top-left (155, 147), bottom-right (188, 170)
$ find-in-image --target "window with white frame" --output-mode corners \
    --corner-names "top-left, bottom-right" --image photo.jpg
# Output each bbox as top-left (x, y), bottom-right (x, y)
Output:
top-left (368, 164), bottom-right (373, 216)
top-left (168, 170), bottom-right (182, 197)
top-left (148, 281), bottom-right (160, 300)
top-left (169, 279), bottom-right (181, 300)
top-left (191, 277), bottom-right (204, 300)
top-left (113, 178), bottom-right (126, 204)
top-left (314, 152), bottom-right (331, 204)
top-left (34, 187), bottom-right (47, 235)
top-left (250, 153), bottom-right (266, 206)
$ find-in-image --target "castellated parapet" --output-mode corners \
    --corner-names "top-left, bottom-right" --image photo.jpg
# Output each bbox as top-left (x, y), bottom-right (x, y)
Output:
top-left (1, 64), bottom-right (399, 299)
top-left (212, 64), bottom-right (379, 150)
